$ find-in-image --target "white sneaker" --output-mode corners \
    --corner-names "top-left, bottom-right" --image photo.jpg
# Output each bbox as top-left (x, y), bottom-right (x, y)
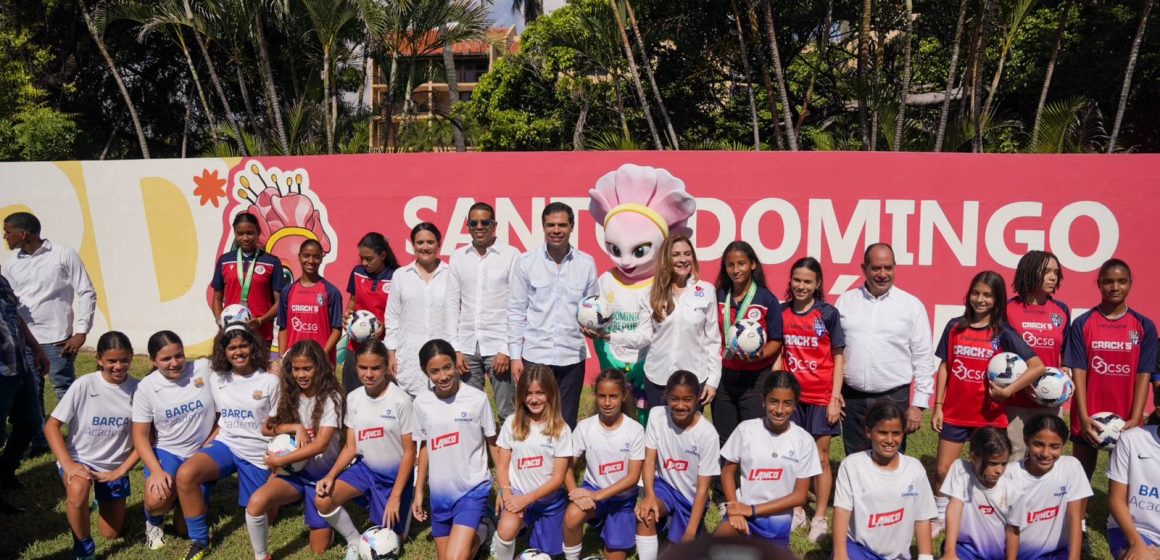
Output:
top-left (808, 516), bottom-right (829, 543)
top-left (791, 507), bottom-right (807, 531)
top-left (342, 543), bottom-right (360, 560)
top-left (145, 522), bottom-right (165, 550)
top-left (931, 518), bottom-right (946, 540)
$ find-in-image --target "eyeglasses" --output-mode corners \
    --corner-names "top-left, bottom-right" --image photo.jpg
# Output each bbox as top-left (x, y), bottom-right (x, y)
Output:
top-left (467, 219), bottom-right (495, 228)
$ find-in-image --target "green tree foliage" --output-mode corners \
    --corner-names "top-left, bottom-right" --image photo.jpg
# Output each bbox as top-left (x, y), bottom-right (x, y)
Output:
top-left (0, 19), bottom-right (77, 161)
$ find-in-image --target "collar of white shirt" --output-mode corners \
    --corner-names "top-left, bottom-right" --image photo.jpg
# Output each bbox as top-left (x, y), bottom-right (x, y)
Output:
top-left (539, 244), bottom-right (575, 263)
top-left (859, 284), bottom-right (896, 301)
top-left (401, 260), bottom-right (448, 277)
top-left (17, 238), bottom-right (53, 258)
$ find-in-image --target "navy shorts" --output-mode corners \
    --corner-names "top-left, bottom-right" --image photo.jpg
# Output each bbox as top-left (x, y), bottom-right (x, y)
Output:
top-left (337, 460), bottom-right (413, 534)
top-left (845, 538), bottom-right (888, 559)
top-left (1109, 527), bottom-right (1159, 558)
top-left (939, 422), bottom-right (976, 444)
top-left (57, 463), bottom-right (130, 503)
top-left (198, 440), bottom-right (270, 507)
top-left (431, 481), bottom-right (490, 538)
top-left (793, 403), bottom-right (840, 437)
top-left (947, 540), bottom-right (1003, 560)
top-left (278, 472), bottom-right (329, 530)
top-left (653, 477), bottom-right (704, 544)
top-left (521, 490), bottom-right (567, 556)
top-left (748, 511), bottom-right (792, 547)
top-left (145, 447), bottom-right (213, 504)
top-left (581, 483), bottom-right (636, 551)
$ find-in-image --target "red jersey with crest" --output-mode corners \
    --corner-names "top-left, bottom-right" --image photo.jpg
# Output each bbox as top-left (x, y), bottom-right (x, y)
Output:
top-left (1006, 297), bottom-right (1070, 408)
top-left (211, 250), bottom-right (284, 340)
top-left (716, 285), bottom-right (783, 371)
top-left (780, 301), bottom-right (845, 406)
top-left (278, 278), bottom-right (343, 361)
top-left (936, 322), bottom-right (1036, 428)
top-left (1064, 308), bottom-right (1157, 433)
top-left (345, 265), bottom-right (394, 352)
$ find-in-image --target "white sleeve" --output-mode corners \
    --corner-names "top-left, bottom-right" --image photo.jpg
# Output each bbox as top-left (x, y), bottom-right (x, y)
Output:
top-left (719, 426), bottom-right (743, 463)
top-left (629, 423), bottom-right (646, 460)
top-left (319, 397), bottom-right (340, 428)
top-left (397, 394), bottom-right (414, 436)
top-left (703, 287), bottom-right (723, 388)
top-left (797, 432), bottom-right (823, 479)
top-left (697, 424), bottom-right (721, 476)
top-left (443, 258), bottom-right (463, 351)
top-left (506, 258), bottom-right (530, 360)
top-left (644, 408), bottom-right (661, 449)
top-left (480, 398), bottom-right (498, 438)
top-left (343, 395), bottom-right (357, 429)
top-left (909, 297), bottom-right (935, 408)
top-left (413, 402), bottom-right (428, 442)
top-left (941, 460), bottom-right (969, 501)
top-left (497, 417), bottom-right (513, 450)
top-left (65, 248), bottom-right (96, 334)
top-left (384, 276), bottom-right (403, 351)
top-left (571, 423), bottom-right (587, 458)
top-left (50, 380), bottom-right (81, 424)
top-left (554, 425), bottom-right (574, 458)
top-left (833, 458), bottom-right (855, 511)
top-left (131, 380), bottom-right (153, 423)
top-left (1107, 433), bottom-right (1132, 484)
top-left (912, 462), bottom-right (938, 520)
top-left (1066, 460), bottom-right (1094, 502)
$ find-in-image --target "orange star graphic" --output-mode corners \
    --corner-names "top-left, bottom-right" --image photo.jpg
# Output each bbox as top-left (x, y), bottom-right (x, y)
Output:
top-left (193, 169), bottom-right (228, 208)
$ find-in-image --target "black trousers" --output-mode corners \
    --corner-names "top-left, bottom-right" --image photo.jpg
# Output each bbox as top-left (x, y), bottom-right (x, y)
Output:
top-left (841, 384), bottom-right (912, 455)
top-left (526, 360), bottom-right (585, 428)
top-left (711, 367), bottom-right (772, 445)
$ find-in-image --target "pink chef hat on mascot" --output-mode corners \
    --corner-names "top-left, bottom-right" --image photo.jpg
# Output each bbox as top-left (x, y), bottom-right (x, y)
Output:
top-left (588, 164), bottom-right (696, 238)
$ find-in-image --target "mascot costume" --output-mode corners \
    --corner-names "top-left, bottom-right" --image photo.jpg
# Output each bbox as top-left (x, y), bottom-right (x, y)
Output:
top-left (588, 164), bottom-right (697, 421)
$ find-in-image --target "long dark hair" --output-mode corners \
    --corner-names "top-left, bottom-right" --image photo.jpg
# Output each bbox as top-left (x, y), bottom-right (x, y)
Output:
top-left (355, 339), bottom-right (394, 384)
top-left (1023, 413), bottom-right (1069, 444)
top-left (1012, 250), bottom-right (1062, 300)
top-left (714, 241), bottom-right (768, 293)
top-left (760, 370), bottom-right (801, 402)
top-left (147, 330), bottom-right (182, 359)
top-left (594, 369), bottom-right (636, 418)
top-left (96, 331), bottom-right (133, 357)
top-left (969, 426), bottom-right (1012, 460)
top-left (210, 324), bottom-right (271, 373)
top-left (665, 370), bottom-right (700, 395)
top-left (358, 232), bottom-right (400, 271)
top-left (271, 340), bottom-right (345, 433)
top-left (785, 256), bottom-right (825, 303)
top-left (864, 401), bottom-right (906, 433)
top-left (955, 270), bottom-right (1008, 335)
top-left (418, 339), bottom-right (456, 373)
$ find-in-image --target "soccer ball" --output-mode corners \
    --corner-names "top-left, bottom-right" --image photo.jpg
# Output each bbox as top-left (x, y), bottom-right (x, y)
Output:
top-left (347, 310), bottom-right (381, 343)
top-left (1028, 368), bottom-right (1074, 407)
top-left (266, 434), bottom-right (306, 475)
top-left (577, 296), bottom-right (612, 330)
top-left (986, 352), bottom-right (1027, 388)
top-left (729, 319), bottom-right (766, 358)
top-left (358, 526), bottom-right (400, 560)
top-left (517, 550), bottom-right (552, 560)
top-left (220, 303), bottom-right (252, 327)
top-left (1090, 412), bottom-right (1126, 451)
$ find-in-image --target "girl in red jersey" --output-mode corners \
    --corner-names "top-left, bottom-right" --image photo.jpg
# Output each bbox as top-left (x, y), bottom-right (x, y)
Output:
top-left (779, 256), bottom-right (845, 543)
top-left (277, 240), bottom-right (344, 365)
top-left (931, 270), bottom-right (1043, 539)
top-left (1005, 250), bottom-right (1070, 461)
top-left (211, 213), bottom-right (285, 344)
top-left (341, 232), bottom-right (399, 392)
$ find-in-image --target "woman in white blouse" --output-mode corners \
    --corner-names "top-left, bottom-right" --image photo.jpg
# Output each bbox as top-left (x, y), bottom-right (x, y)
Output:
top-left (385, 222), bottom-right (450, 397)
top-left (591, 234), bottom-right (721, 409)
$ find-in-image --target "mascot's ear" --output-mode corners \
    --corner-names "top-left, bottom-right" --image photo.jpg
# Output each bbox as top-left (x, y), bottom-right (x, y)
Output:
top-left (588, 187), bottom-right (616, 226)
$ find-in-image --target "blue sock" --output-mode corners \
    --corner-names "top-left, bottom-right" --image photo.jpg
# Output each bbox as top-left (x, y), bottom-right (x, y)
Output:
top-left (185, 514), bottom-right (209, 546)
top-left (145, 511), bottom-right (165, 527)
top-left (73, 536), bottom-right (96, 557)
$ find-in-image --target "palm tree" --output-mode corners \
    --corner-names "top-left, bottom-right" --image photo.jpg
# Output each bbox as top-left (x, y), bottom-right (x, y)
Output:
top-left (796, 0), bottom-right (832, 134)
top-left (1032, 0), bottom-right (1072, 139)
top-left (250, 0), bottom-right (290, 154)
top-left (623, 0), bottom-right (678, 149)
top-left (436, 2), bottom-right (491, 153)
top-left (511, 0), bottom-right (542, 24)
top-left (301, 0), bottom-right (361, 153)
top-left (609, 0), bottom-right (663, 149)
top-left (1108, 0), bottom-right (1154, 152)
top-left (80, 0), bottom-right (150, 158)
top-left (893, 0), bottom-right (913, 151)
top-left (858, 0), bottom-right (873, 149)
top-left (935, 0), bottom-right (969, 151)
top-left (761, 0), bottom-right (797, 150)
top-left (730, 0), bottom-right (760, 149)
top-left (182, 0), bottom-right (248, 155)
top-left (980, 0), bottom-right (1038, 121)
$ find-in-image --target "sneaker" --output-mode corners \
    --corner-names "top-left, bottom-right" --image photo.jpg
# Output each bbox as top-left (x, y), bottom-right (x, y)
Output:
top-left (791, 507), bottom-right (807, 531)
top-left (930, 518), bottom-right (945, 540)
top-left (183, 543), bottom-right (208, 560)
top-left (145, 523), bottom-right (165, 550)
top-left (808, 516), bottom-right (829, 543)
top-left (717, 501), bottom-right (728, 517)
top-left (343, 543), bottom-right (360, 560)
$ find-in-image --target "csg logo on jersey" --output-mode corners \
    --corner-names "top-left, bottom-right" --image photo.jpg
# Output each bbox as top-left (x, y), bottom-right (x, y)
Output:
top-left (431, 432), bottom-right (460, 450)
top-left (664, 458), bottom-right (689, 471)
top-left (748, 468), bottom-right (783, 481)
top-left (1027, 506), bottom-right (1059, 524)
top-left (599, 461), bottom-right (625, 475)
top-left (868, 508), bottom-right (905, 528)
top-left (951, 358), bottom-right (987, 382)
top-left (1092, 356), bottom-right (1133, 376)
top-left (358, 427), bottom-right (384, 441)
top-left (518, 456), bottom-right (544, 470)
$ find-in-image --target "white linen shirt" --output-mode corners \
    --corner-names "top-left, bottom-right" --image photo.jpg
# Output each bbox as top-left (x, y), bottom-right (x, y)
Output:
top-left (835, 285), bottom-right (935, 407)
top-left (506, 245), bottom-right (597, 366)
top-left (385, 261), bottom-right (450, 394)
top-left (5, 239), bottom-right (96, 343)
top-left (444, 241), bottom-right (520, 356)
top-left (610, 279), bottom-right (722, 388)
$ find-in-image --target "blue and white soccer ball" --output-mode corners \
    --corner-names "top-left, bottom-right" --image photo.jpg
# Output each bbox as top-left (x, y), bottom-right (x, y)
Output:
top-left (358, 526), bottom-right (400, 560)
top-left (517, 550), bottom-right (552, 560)
top-left (1028, 367), bottom-right (1074, 407)
top-left (986, 352), bottom-right (1027, 388)
top-left (219, 303), bottom-right (252, 327)
top-left (347, 310), bottom-right (381, 343)
top-left (266, 434), bottom-right (306, 475)
top-left (1090, 411), bottom-right (1126, 451)
top-left (577, 295), bottom-right (612, 330)
top-left (729, 319), bottom-right (766, 358)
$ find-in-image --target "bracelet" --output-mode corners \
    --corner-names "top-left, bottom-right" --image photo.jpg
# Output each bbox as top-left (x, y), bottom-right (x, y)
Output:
top-left (918, 555), bottom-right (934, 560)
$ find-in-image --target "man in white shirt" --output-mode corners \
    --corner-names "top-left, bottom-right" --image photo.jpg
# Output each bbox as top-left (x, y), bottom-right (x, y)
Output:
top-left (3, 212), bottom-right (95, 452)
top-left (835, 243), bottom-right (935, 455)
top-left (446, 202), bottom-right (520, 421)
top-left (508, 203), bottom-right (597, 428)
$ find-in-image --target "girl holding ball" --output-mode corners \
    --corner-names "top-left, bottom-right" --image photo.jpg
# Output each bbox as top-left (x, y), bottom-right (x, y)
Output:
top-left (211, 213), bottom-right (284, 343)
top-left (341, 232), bottom-right (399, 392)
top-left (277, 239), bottom-right (344, 364)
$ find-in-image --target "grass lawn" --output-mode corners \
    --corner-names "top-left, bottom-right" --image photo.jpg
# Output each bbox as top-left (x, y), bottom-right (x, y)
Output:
top-left (9, 353), bottom-right (1114, 559)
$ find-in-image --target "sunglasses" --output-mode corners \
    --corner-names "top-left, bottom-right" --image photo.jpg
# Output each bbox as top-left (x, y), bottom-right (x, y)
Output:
top-left (467, 219), bottom-right (496, 228)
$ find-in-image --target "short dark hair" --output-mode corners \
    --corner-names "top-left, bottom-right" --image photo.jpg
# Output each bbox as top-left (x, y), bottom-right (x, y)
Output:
top-left (4, 212), bottom-right (40, 235)
top-left (469, 202), bottom-right (496, 219)
top-left (969, 426), bottom-right (1012, 459)
top-left (1023, 413), bottom-right (1069, 444)
top-left (96, 330), bottom-right (133, 356)
top-left (761, 370), bottom-right (801, 401)
top-left (411, 221), bottom-right (443, 244)
top-left (862, 242), bottom-right (894, 265)
top-left (542, 202), bottom-right (574, 226)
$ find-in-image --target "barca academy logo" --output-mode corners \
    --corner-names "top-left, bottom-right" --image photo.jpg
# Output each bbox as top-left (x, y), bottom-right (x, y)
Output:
top-left (252, 390), bottom-right (265, 400)
top-left (193, 377), bottom-right (204, 388)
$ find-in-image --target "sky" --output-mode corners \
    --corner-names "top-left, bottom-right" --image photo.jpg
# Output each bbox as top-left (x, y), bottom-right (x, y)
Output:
top-left (489, 0), bottom-right (567, 30)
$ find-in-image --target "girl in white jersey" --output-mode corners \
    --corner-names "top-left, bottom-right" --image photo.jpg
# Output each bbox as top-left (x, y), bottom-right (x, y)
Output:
top-left (714, 371), bottom-right (821, 548)
top-left (131, 331), bottom-right (217, 550)
top-left (45, 331), bottom-right (140, 560)
top-left (832, 401), bottom-right (936, 560)
top-left (941, 427), bottom-right (1012, 560)
top-left (412, 338), bottom-right (500, 560)
top-left (1107, 424), bottom-right (1160, 559)
top-left (1004, 414), bottom-right (1092, 560)
top-left (245, 340), bottom-right (346, 559)
top-left (563, 369), bottom-right (645, 560)
top-left (315, 340), bottom-right (416, 560)
top-left (635, 370), bottom-right (720, 560)
top-left (493, 365), bottom-right (573, 560)
top-left (176, 324), bottom-right (279, 560)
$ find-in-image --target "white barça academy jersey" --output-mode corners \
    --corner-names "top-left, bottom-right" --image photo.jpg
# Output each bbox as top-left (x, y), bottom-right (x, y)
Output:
top-left (275, 393), bottom-right (342, 479)
top-left (833, 451), bottom-right (937, 560)
top-left (1006, 456), bottom-right (1092, 559)
top-left (940, 459), bottom-right (1010, 559)
top-left (573, 414), bottom-right (645, 498)
top-left (210, 369), bottom-right (280, 468)
top-left (413, 383), bottom-right (497, 510)
top-left (720, 419), bottom-right (821, 506)
top-left (346, 383), bottom-right (413, 476)
top-left (1107, 426), bottom-right (1160, 545)
top-left (132, 359), bottom-right (216, 459)
top-left (51, 372), bottom-right (139, 473)
top-left (644, 406), bottom-right (720, 502)
top-left (497, 416), bottom-right (573, 495)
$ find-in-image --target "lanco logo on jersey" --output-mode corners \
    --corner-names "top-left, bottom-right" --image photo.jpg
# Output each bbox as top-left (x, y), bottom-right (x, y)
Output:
top-left (431, 432), bottom-right (459, 450)
top-left (518, 456), bottom-right (544, 470)
top-left (978, 505), bottom-right (996, 515)
top-left (868, 508), bottom-right (905, 528)
top-left (599, 461), bottom-right (626, 476)
top-left (1027, 506), bottom-right (1059, 524)
top-left (358, 427), bottom-right (384, 441)
top-left (748, 468), bottom-right (784, 481)
top-left (664, 458), bottom-right (689, 471)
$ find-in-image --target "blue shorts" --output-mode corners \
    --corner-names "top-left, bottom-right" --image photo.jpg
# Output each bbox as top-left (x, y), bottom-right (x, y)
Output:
top-left (581, 483), bottom-right (636, 551)
top-left (57, 463), bottom-right (130, 503)
top-left (653, 477), bottom-right (704, 544)
top-left (939, 422), bottom-right (976, 444)
top-left (1109, 526), bottom-right (1160, 558)
top-left (793, 403), bottom-right (840, 436)
top-left (277, 472), bottom-right (328, 530)
top-left (198, 440), bottom-right (270, 507)
top-left (947, 540), bottom-right (1003, 560)
top-left (747, 512), bottom-right (792, 547)
top-left (845, 538), bottom-right (888, 560)
top-left (431, 481), bottom-right (490, 538)
top-left (145, 447), bottom-right (214, 505)
top-left (337, 460), bottom-right (413, 534)
top-left (521, 490), bottom-right (567, 556)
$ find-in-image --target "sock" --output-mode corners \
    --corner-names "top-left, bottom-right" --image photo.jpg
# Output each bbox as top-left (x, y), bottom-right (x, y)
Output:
top-left (935, 495), bottom-right (950, 519)
top-left (1082, 519), bottom-right (1088, 533)
top-left (636, 534), bottom-right (658, 560)
top-left (73, 536), bottom-right (96, 557)
top-left (494, 535), bottom-right (516, 560)
top-left (321, 507), bottom-right (360, 545)
top-left (145, 511), bottom-right (165, 529)
top-left (244, 513), bottom-right (269, 560)
top-left (563, 543), bottom-right (583, 560)
top-left (185, 514), bottom-right (210, 546)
